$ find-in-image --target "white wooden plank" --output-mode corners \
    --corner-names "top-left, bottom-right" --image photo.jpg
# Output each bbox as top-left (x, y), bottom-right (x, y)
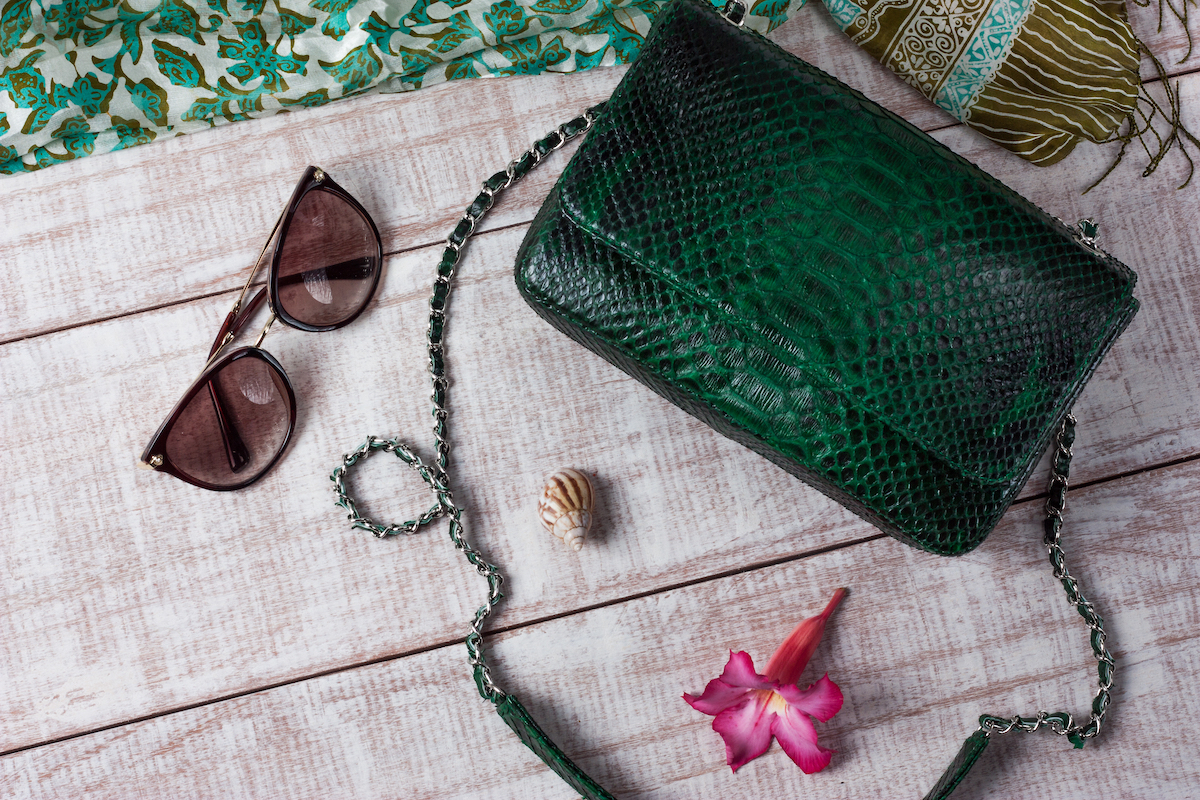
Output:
top-left (4, 459), bottom-right (1196, 798)
top-left (4, 0), bottom-right (1200, 761)
top-left (0, 182), bottom-right (1181, 755)
top-left (0, 225), bottom-right (884, 753)
top-left (1128, 0), bottom-right (1199, 81)
top-left (3, 77), bottom-right (1198, 749)
top-left (4, 0), bottom-right (1191, 343)
top-left (3, 67), bottom-right (1197, 498)
top-left (0, 62), bottom-right (624, 343)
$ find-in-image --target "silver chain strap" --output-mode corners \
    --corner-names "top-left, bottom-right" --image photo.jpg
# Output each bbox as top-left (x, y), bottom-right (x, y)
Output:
top-left (978, 413), bottom-right (1115, 748)
top-left (330, 107), bottom-right (602, 704)
top-left (329, 112), bottom-right (1112, 793)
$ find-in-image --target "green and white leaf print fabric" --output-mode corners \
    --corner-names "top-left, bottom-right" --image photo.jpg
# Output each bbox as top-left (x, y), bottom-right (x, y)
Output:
top-left (0, 0), bottom-right (796, 175)
top-left (0, 0), bottom-right (1190, 179)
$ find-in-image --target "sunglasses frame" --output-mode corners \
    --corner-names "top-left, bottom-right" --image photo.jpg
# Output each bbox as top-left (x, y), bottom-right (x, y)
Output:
top-left (139, 348), bottom-right (299, 491)
top-left (139, 166), bottom-right (384, 491)
top-left (268, 167), bottom-right (384, 334)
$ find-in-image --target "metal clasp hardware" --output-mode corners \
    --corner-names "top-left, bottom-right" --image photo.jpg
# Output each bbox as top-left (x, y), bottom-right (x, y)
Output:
top-left (721, 0), bottom-right (747, 25)
top-left (1076, 218), bottom-right (1099, 246)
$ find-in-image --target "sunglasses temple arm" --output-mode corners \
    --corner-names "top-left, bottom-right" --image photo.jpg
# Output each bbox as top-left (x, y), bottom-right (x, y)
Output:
top-left (199, 285), bottom-right (268, 474)
top-left (205, 380), bottom-right (252, 473)
top-left (273, 257), bottom-right (376, 289)
top-left (204, 286), bottom-right (271, 476)
top-left (165, 195), bottom-right (295, 479)
top-left (208, 204), bottom-right (289, 362)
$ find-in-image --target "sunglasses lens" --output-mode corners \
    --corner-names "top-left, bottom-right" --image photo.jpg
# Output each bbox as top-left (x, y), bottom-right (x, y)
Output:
top-left (276, 186), bottom-right (380, 328)
top-left (164, 353), bottom-right (293, 489)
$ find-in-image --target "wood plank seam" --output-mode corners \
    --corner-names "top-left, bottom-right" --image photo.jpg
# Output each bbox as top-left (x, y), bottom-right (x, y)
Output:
top-left (0, 214), bottom-right (548, 349)
top-left (1, 449), bottom-right (1170, 759)
top-left (1, 67), bottom-right (1192, 345)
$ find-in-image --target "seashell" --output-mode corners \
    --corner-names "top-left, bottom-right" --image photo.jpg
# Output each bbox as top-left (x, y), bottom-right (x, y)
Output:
top-left (538, 469), bottom-right (594, 552)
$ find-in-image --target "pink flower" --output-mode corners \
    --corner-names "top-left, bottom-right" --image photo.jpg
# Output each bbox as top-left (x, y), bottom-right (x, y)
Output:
top-left (684, 588), bottom-right (847, 773)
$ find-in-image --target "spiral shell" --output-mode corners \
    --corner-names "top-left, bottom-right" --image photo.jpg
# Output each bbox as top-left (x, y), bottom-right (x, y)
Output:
top-left (538, 469), bottom-right (594, 552)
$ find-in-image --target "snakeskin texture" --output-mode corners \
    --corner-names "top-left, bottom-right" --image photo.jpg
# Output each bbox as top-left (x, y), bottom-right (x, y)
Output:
top-left (924, 729), bottom-right (992, 800)
top-left (515, 0), bottom-right (1138, 555)
top-left (497, 696), bottom-right (615, 800)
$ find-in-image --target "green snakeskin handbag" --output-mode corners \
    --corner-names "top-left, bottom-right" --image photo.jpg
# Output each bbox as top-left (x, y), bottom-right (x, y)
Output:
top-left (509, 0), bottom-right (1134, 793)
top-left (335, 0), bottom-right (1137, 795)
top-left (514, 0), bottom-right (1138, 558)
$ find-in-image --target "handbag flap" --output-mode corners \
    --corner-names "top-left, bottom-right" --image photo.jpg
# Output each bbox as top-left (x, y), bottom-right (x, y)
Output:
top-left (553, 0), bottom-right (1137, 485)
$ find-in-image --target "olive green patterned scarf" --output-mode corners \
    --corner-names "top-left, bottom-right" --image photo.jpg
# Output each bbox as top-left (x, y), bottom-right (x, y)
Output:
top-left (823, 0), bottom-right (1198, 186)
top-left (0, 0), bottom-right (1193, 182)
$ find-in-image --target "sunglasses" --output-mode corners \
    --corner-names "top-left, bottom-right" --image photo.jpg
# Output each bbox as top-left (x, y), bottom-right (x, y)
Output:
top-left (139, 166), bottom-right (383, 490)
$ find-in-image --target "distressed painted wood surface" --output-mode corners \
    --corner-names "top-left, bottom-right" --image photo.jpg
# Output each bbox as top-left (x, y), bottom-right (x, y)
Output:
top-left (0, 0), bottom-right (1189, 345)
top-left (2, 1), bottom-right (1200, 797)
top-left (3, 202), bottom-right (1194, 749)
top-left (4, 463), bottom-right (1198, 798)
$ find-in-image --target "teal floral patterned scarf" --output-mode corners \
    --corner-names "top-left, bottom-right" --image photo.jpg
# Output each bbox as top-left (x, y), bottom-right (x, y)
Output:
top-left (0, 0), bottom-right (797, 175)
top-left (0, 0), bottom-right (1192, 179)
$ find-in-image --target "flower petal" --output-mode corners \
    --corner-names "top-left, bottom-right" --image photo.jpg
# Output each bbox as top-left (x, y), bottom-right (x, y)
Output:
top-left (712, 691), bottom-right (775, 772)
top-left (776, 674), bottom-right (843, 722)
top-left (685, 651), bottom-right (774, 715)
top-left (684, 678), bottom-right (753, 716)
top-left (718, 650), bottom-right (773, 690)
top-left (771, 702), bottom-right (834, 774)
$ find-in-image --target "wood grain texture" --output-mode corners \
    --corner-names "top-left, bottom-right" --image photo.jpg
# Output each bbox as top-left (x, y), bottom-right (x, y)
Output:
top-left (4, 460), bottom-right (1197, 798)
top-left (3, 2), bottom-right (1199, 795)
top-left (1, 115), bottom-right (1196, 750)
top-left (0, 224), bottom-right (882, 752)
top-left (1, 0), bottom-right (1193, 343)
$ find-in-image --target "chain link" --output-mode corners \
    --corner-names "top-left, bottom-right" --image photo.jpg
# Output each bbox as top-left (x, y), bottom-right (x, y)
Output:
top-left (978, 413), bottom-right (1115, 748)
top-left (331, 436), bottom-right (446, 537)
top-left (330, 106), bottom-right (602, 705)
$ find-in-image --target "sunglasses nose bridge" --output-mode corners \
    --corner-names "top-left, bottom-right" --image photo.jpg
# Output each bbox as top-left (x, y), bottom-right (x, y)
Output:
top-left (221, 202), bottom-right (289, 339)
top-left (253, 312), bottom-right (278, 349)
top-left (208, 284), bottom-right (271, 363)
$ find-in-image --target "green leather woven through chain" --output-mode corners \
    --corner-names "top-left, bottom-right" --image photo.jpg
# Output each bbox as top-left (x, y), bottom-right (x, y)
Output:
top-left (497, 695), bottom-right (616, 800)
top-left (515, 0), bottom-right (1138, 555)
top-left (922, 730), bottom-right (991, 800)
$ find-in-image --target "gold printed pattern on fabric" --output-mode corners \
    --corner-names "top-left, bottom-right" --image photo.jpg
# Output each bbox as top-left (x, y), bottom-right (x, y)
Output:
top-left (835, 0), bottom-right (1150, 169)
top-left (852, 0), bottom-right (995, 99)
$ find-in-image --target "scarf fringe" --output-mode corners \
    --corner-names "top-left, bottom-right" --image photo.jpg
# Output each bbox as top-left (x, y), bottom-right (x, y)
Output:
top-left (1130, 0), bottom-right (1196, 61)
top-left (1085, 40), bottom-right (1200, 192)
